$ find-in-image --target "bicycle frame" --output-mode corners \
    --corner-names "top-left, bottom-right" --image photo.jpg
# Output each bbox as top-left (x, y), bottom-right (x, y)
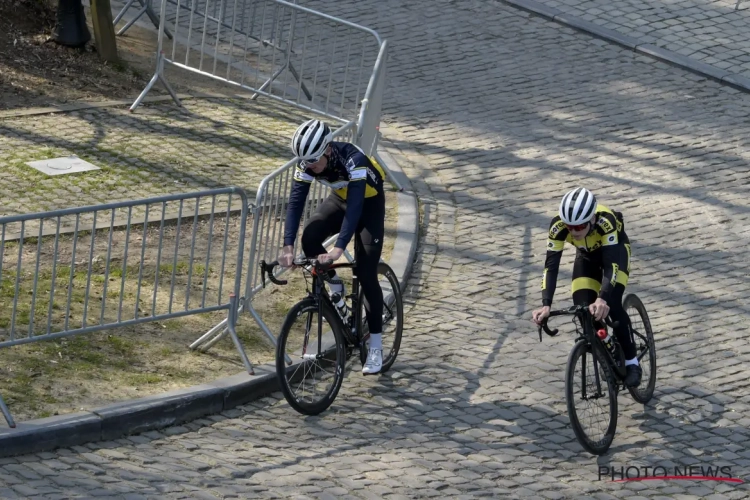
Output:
top-left (314, 261), bottom-right (364, 347)
top-left (259, 259), bottom-right (366, 354)
top-left (539, 305), bottom-right (627, 383)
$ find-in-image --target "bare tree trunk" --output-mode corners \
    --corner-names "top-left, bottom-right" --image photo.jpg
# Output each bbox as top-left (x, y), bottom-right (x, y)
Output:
top-left (90, 0), bottom-right (119, 62)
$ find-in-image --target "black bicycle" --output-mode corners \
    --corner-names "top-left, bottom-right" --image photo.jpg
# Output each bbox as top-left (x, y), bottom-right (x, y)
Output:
top-left (538, 293), bottom-right (656, 455)
top-left (260, 257), bottom-right (403, 415)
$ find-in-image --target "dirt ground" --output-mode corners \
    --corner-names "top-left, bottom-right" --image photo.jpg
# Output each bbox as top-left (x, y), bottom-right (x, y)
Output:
top-left (0, 0), bottom-right (236, 110)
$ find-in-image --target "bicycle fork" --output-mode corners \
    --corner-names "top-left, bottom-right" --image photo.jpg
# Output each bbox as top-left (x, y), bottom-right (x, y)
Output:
top-left (302, 278), bottom-right (326, 361)
top-left (582, 347), bottom-right (607, 401)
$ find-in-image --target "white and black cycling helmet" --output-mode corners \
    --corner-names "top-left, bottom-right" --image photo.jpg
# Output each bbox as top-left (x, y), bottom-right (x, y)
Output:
top-left (559, 187), bottom-right (597, 226)
top-left (290, 119), bottom-right (332, 161)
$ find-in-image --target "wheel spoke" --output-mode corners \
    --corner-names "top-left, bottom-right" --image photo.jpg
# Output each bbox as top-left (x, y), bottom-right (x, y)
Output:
top-left (625, 294), bottom-right (656, 404)
top-left (278, 301), bottom-right (345, 414)
top-left (569, 344), bottom-right (615, 452)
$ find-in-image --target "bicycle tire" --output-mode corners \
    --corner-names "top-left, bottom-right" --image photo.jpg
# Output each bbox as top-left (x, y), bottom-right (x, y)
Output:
top-left (565, 339), bottom-right (618, 455)
top-left (276, 297), bottom-right (347, 415)
top-left (624, 293), bottom-right (656, 404)
top-left (358, 262), bottom-right (404, 373)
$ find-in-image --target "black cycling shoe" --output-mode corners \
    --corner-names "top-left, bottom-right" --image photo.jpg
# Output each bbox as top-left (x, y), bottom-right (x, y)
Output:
top-left (625, 365), bottom-right (642, 388)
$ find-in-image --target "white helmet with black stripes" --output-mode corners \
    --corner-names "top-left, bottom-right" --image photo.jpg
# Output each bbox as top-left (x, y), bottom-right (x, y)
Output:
top-left (290, 119), bottom-right (332, 161)
top-left (559, 187), bottom-right (597, 225)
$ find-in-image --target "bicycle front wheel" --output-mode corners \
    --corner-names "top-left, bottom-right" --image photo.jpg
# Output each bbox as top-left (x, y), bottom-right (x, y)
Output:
top-left (624, 293), bottom-right (656, 404)
top-left (565, 339), bottom-right (618, 455)
top-left (358, 262), bottom-right (404, 373)
top-left (276, 298), bottom-right (347, 415)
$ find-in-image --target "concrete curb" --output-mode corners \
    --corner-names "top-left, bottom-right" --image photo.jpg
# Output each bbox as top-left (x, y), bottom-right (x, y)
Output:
top-left (0, 148), bottom-right (419, 458)
top-left (502, 0), bottom-right (750, 94)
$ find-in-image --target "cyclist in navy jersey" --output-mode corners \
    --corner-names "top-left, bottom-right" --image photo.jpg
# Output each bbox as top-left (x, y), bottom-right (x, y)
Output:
top-left (279, 119), bottom-right (387, 375)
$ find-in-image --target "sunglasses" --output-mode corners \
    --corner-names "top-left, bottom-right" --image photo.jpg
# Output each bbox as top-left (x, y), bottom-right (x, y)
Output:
top-left (566, 223), bottom-right (589, 232)
top-left (300, 154), bottom-right (325, 169)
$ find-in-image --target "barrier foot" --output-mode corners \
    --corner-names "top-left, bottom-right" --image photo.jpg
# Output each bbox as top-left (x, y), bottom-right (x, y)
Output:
top-left (190, 317), bottom-right (228, 350)
top-left (199, 328), bottom-right (229, 351)
top-left (130, 52), bottom-right (181, 111)
top-left (0, 395), bottom-right (16, 428)
top-left (191, 299), bottom-right (244, 351)
top-left (251, 63), bottom-right (287, 100)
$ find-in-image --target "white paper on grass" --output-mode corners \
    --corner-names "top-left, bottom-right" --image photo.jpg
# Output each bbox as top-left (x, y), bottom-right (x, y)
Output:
top-left (26, 155), bottom-right (101, 176)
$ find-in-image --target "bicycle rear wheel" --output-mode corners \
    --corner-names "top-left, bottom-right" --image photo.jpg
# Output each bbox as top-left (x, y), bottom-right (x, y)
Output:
top-left (624, 293), bottom-right (656, 404)
top-left (565, 339), bottom-right (618, 455)
top-left (358, 262), bottom-right (404, 373)
top-left (276, 298), bottom-right (346, 415)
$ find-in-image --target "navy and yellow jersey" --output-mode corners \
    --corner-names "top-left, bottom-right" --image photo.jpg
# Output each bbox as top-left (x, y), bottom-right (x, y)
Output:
top-left (541, 204), bottom-right (630, 306)
top-left (283, 142), bottom-right (386, 249)
top-left (292, 142), bottom-right (385, 199)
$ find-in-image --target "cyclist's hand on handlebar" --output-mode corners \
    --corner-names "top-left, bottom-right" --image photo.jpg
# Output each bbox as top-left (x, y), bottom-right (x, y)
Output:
top-left (532, 306), bottom-right (551, 325)
top-left (589, 298), bottom-right (610, 322)
top-left (317, 247), bottom-right (344, 265)
top-left (278, 245), bottom-right (295, 268)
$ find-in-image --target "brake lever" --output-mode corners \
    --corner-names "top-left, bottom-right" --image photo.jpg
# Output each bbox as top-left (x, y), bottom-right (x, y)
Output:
top-left (259, 260), bottom-right (288, 287)
top-left (259, 260), bottom-right (268, 288)
top-left (538, 319), bottom-right (559, 340)
top-left (605, 316), bottom-right (620, 329)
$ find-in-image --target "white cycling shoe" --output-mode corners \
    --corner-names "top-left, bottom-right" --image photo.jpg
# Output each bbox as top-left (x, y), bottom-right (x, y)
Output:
top-left (362, 348), bottom-right (382, 375)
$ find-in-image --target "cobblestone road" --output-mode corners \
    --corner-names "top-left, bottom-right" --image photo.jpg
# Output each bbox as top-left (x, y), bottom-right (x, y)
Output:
top-left (3, 0), bottom-right (750, 498)
top-left (535, 0), bottom-right (750, 79)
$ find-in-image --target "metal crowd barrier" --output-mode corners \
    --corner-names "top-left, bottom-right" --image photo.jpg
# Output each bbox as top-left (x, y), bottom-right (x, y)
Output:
top-left (113, 0), bottom-right (172, 38)
top-left (190, 121), bottom-right (357, 354)
top-left (0, 188), bottom-right (251, 428)
top-left (356, 41), bottom-right (387, 159)
top-left (129, 0), bottom-right (382, 123)
top-left (354, 40), bottom-right (403, 191)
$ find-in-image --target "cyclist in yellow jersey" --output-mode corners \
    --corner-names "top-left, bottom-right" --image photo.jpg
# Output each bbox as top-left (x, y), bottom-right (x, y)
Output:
top-left (531, 187), bottom-right (641, 388)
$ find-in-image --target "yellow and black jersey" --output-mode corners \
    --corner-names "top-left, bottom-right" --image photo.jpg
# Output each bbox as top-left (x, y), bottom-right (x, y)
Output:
top-left (546, 205), bottom-right (628, 253)
top-left (541, 205), bottom-right (630, 306)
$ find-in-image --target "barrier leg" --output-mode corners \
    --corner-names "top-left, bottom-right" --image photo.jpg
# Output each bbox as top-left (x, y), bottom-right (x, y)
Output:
top-left (116, 2), bottom-right (150, 35)
top-left (287, 61), bottom-right (313, 101)
top-left (227, 294), bottom-right (254, 375)
top-left (245, 299), bottom-right (291, 365)
top-left (113, 0), bottom-right (138, 26)
top-left (130, 52), bottom-right (181, 111)
top-left (115, 0), bottom-right (173, 38)
top-left (0, 394), bottom-right (16, 428)
top-left (251, 62), bottom-right (288, 100)
top-left (190, 296), bottom-right (247, 351)
top-left (143, 0), bottom-right (173, 39)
